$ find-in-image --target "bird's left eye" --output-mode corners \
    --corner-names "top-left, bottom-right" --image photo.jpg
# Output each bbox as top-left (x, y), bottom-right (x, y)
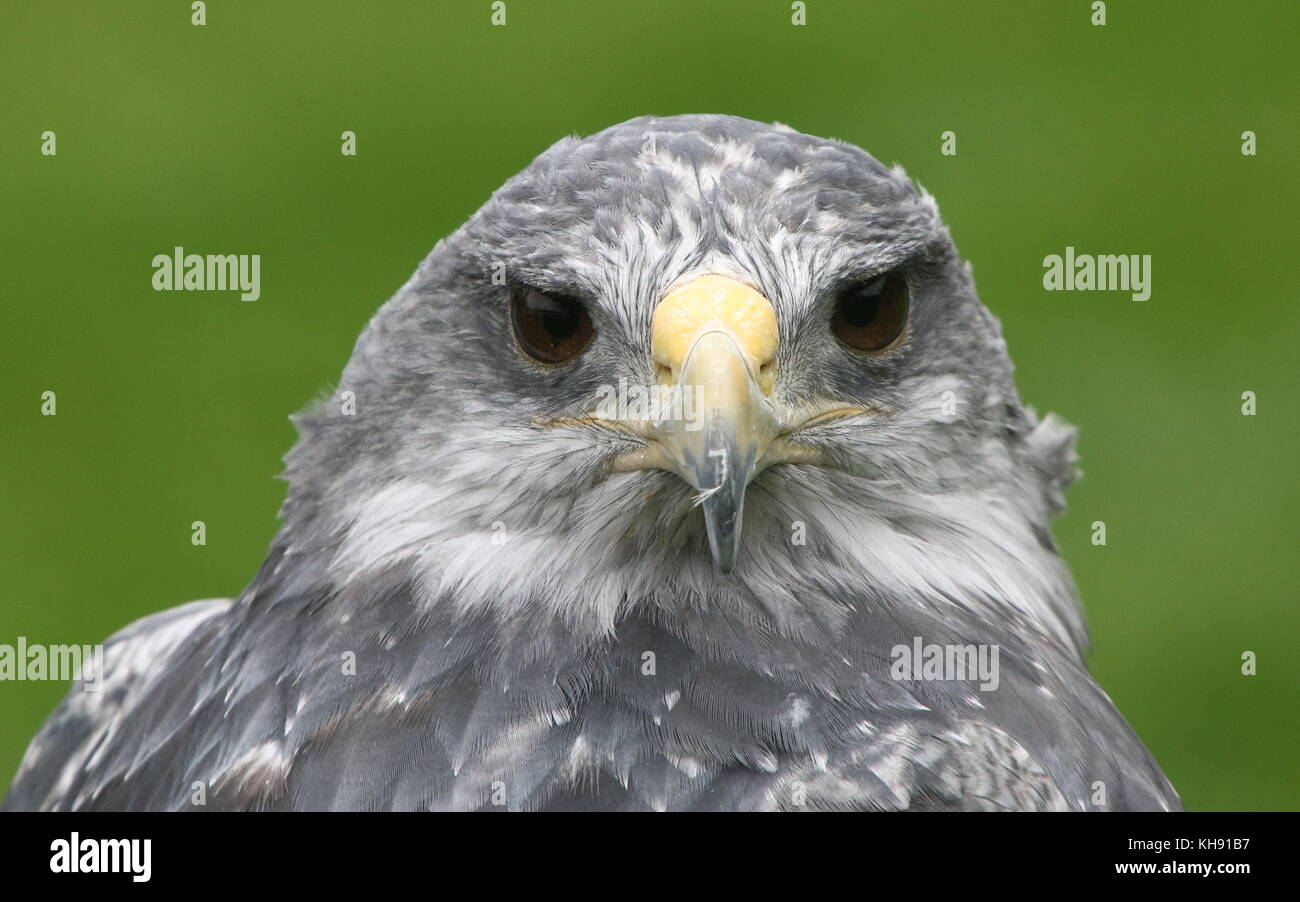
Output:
top-left (830, 270), bottom-right (909, 352)
top-left (510, 287), bottom-right (595, 364)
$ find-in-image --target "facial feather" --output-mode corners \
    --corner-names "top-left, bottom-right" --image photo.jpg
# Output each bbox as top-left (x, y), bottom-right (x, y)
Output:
top-left (278, 114), bottom-right (1081, 655)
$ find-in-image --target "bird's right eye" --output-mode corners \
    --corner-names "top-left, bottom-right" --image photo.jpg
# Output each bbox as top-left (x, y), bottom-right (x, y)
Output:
top-left (510, 287), bottom-right (595, 364)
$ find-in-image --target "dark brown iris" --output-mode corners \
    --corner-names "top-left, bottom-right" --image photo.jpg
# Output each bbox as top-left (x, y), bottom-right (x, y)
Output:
top-left (510, 287), bottom-right (594, 363)
top-left (830, 271), bottom-right (909, 352)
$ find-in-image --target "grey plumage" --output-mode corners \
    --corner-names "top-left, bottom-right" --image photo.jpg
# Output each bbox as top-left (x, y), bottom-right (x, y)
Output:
top-left (5, 114), bottom-right (1180, 811)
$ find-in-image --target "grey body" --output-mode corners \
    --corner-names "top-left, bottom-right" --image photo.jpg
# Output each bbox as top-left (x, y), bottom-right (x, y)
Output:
top-left (5, 115), bottom-right (1179, 811)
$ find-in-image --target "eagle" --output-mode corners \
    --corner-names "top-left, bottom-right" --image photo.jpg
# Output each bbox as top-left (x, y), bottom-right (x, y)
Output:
top-left (5, 115), bottom-right (1180, 811)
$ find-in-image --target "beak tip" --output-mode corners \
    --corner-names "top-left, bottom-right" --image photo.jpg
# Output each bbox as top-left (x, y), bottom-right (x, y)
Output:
top-left (712, 548), bottom-right (737, 574)
top-left (703, 509), bottom-right (743, 574)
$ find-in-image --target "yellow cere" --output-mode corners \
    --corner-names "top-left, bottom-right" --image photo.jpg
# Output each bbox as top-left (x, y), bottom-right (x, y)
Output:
top-left (650, 274), bottom-right (779, 391)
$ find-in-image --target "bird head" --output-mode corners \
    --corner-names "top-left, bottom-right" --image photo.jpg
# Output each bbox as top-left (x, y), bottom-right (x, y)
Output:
top-left (279, 115), bottom-right (1082, 648)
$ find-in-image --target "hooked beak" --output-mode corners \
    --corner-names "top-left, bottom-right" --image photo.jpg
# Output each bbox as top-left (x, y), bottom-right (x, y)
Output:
top-left (657, 329), bottom-right (778, 571)
top-left (638, 274), bottom-right (781, 572)
top-left (550, 274), bottom-right (860, 572)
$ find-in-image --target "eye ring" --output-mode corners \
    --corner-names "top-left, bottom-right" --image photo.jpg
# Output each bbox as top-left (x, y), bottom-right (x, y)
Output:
top-left (510, 286), bottom-right (595, 364)
top-left (830, 270), bottom-right (910, 353)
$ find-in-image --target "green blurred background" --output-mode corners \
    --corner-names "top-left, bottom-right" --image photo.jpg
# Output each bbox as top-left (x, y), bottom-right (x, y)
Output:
top-left (1, 1), bottom-right (1295, 809)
